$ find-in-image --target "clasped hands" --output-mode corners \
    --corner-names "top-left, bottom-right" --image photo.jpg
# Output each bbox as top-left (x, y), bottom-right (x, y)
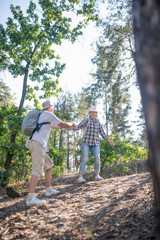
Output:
top-left (67, 122), bottom-right (77, 131)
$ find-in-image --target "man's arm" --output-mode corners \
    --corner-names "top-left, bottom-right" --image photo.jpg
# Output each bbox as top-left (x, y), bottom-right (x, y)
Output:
top-left (51, 123), bottom-right (62, 129)
top-left (58, 121), bottom-right (77, 129)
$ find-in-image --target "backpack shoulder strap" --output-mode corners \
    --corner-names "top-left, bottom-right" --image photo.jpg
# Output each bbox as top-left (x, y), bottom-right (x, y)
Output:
top-left (29, 112), bottom-right (50, 140)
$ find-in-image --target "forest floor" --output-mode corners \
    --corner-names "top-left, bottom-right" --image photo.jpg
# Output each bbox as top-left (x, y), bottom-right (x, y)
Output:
top-left (0, 160), bottom-right (157, 240)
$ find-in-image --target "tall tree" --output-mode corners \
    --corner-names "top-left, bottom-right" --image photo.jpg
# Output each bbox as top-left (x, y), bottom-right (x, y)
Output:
top-left (0, 79), bottom-right (12, 106)
top-left (83, 0), bottom-right (136, 138)
top-left (86, 39), bottom-right (132, 137)
top-left (109, 73), bottom-right (132, 138)
top-left (105, 0), bottom-right (134, 68)
top-left (133, 0), bottom-right (160, 237)
top-left (54, 92), bottom-right (77, 170)
top-left (135, 101), bottom-right (148, 148)
top-left (86, 42), bottom-right (119, 134)
top-left (0, 0), bottom-right (98, 176)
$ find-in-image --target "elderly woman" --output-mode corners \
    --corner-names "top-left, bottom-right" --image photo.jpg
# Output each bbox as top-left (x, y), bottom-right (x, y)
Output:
top-left (75, 106), bottom-right (115, 183)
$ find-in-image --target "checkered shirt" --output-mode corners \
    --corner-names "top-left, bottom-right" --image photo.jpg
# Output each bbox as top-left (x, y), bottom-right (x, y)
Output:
top-left (76, 116), bottom-right (109, 146)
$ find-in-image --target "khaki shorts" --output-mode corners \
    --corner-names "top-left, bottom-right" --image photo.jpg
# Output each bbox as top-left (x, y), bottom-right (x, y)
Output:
top-left (28, 140), bottom-right (54, 177)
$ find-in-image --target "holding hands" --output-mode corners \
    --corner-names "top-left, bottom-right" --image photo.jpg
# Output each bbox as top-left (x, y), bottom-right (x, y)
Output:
top-left (67, 122), bottom-right (77, 130)
top-left (72, 122), bottom-right (77, 129)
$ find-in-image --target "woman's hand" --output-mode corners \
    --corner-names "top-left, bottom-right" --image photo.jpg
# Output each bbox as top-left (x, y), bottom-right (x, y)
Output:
top-left (107, 139), bottom-right (115, 146)
top-left (72, 122), bottom-right (77, 130)
top-left (67, 123), bottom-right (77, 131)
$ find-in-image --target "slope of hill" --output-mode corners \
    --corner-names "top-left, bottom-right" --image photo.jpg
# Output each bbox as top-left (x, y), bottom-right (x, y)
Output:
top-left (0, 170), bottom-right (156, 240)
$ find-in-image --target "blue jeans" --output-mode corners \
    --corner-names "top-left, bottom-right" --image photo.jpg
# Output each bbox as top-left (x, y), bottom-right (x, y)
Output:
top-left (79, 141), bottom-right (100, 174)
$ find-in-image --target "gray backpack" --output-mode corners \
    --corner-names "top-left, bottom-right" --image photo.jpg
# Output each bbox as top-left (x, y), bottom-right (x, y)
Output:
top-left (22, 110), bottom-right (50, 138)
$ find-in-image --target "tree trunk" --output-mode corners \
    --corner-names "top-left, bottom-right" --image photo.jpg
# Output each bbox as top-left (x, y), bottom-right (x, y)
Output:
top-left (4, 69), bottom-right (29, 177)
top-left (67, 131), bottom-right (70, 170)
top-left (104, 85), bottom-right (109, 136)
top-left (53, 130), bottom-right (57, 163)
top-left (133, 0), bottom-right (160, 236)
top-left (4, 132), bottom-right (16, 173)
top-left (59, 129), bottom-right (64, 149)
top-left (53, 131), bottom-right (57, 148)
top-left (18, 68), bottom-right (29, 116)
top-left (73, 131), bottom-right (77, 170)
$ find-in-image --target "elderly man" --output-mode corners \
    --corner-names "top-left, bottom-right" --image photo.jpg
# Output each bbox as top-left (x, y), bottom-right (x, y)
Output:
top-left (26, 100), bottom-right (76, 206)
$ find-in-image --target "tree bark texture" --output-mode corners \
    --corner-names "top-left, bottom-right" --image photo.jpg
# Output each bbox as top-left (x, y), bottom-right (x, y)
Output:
top-left (59, 129), bottom-right (64, 149)
top-left (104, 86), bottom-right (109, 136)
top-left (4, 133), bottom-right (16, 172)
top-left (133, 0), bottom-right (160, 235)
top-left (4, 69), bottom-right (29, 176)
top-left (67, 131), bottom-right (70, 170)
top-left (18, 69), bottom-right (29, 116)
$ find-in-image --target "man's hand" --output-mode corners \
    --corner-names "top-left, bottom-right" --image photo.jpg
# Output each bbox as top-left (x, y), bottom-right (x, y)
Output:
top-left (67, 126), bottom-right (73, 131)
top-left (66, 123), bottom-right (77, 131)
top-left (108, 139), bottom-right (115, 146)
top-left (72, 122), bottom-right (77, 130)
top-left (58, 121), bottom-right (77, 129)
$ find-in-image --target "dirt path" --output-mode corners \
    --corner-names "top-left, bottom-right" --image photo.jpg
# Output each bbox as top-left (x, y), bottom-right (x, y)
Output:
top-left (0, 172), bottom-right (156, 240)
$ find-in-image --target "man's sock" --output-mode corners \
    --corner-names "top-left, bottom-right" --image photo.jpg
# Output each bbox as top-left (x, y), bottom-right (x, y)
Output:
top-left (46, 186), bottom-right (52, 192)
top-left (27, 193), bottom-right (35, 201)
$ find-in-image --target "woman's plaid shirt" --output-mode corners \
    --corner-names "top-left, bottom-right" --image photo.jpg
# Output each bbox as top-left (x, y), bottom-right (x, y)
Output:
top-left (76, 116), bottom-right (109, 146)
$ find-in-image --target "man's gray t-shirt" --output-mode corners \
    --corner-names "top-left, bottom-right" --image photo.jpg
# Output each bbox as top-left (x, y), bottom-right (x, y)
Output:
top-left (26, 111), bottom-right (61, 152)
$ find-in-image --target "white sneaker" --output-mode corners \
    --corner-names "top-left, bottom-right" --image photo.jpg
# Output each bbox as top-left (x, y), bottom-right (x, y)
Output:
top-left (26, 196), bottom-right (46, 207)
top-left (78, 176), bottom-right (86, 183)
top-left (95, 175), bottom-right (103, 181)
top-left (45, 187), bottom-right (60, 196)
